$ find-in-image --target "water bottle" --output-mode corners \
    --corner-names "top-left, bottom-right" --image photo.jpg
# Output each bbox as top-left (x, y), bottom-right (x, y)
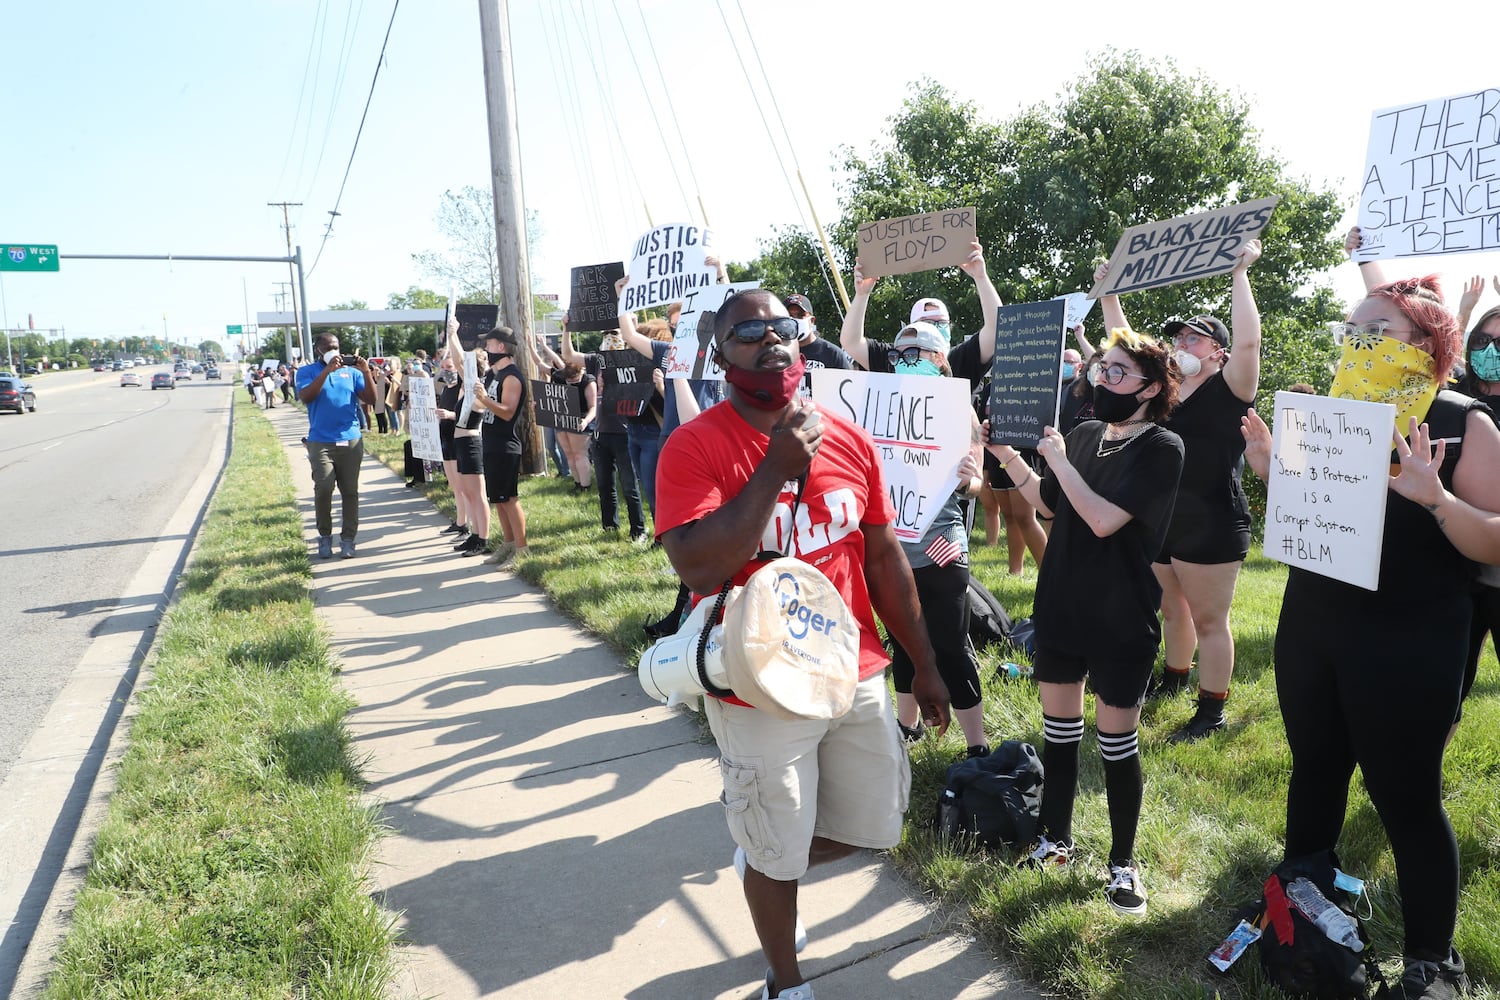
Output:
top-left (999, 662), bottom-right (1032, 680)
top-left (1285, 878), bottom-right (1364, 952)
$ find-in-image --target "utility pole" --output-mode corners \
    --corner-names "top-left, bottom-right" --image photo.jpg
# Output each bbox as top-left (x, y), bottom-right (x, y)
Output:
top-left (268, 201), bottom-right (302, 366)
top-left (477, 0), bottom-right (545, 472)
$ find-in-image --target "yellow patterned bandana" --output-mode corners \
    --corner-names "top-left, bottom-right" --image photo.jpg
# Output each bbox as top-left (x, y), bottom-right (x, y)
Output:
top-left (1330, 333), bottom-right (1437, 429)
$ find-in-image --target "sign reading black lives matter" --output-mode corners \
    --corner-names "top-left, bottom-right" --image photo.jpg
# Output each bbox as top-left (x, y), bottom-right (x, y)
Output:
top-left (601, 350), bottom-right (655, 418)
top-left (1089, 196), bottom-right (1280, 297)
top-left (1353, 88), bottom-right (1500, 260)
top-left (620, 223), bottom-right (716, 312)
top-left (986, 300), bottom-right (1069, 447)
top-left (531, 379), bottom-right (584, 432)
top-left (568, 261), bottom-right (626, 332)
top-left (455, 303), bottom-right (500, 351)
top-left (856, 207), bottom-right (977, 277)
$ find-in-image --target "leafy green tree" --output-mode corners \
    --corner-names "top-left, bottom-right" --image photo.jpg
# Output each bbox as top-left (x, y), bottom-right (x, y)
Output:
top-left (198, 340), bottom-right (224, 358)
top-left (413, 186), bottom-right (544, 304)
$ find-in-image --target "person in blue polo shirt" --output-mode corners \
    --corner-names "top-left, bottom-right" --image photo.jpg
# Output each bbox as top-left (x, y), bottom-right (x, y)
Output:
top-left (297, 332), bottom-right (377, 559)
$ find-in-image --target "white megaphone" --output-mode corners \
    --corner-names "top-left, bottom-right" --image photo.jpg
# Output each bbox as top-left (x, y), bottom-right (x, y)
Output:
top-left (638, 557), bottom-right (861, 721)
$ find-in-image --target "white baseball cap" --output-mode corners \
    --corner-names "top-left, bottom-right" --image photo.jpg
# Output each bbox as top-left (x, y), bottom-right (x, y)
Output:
top-left (909, 298), bottom-right (949, 324)
top-left (894, 321), bottom-right (948, 355)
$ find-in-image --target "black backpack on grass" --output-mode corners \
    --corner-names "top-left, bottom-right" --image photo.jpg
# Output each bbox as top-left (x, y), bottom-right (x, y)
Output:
top-left (1255, 852), bottom-right (1384, 999)
top-left (934, 740), bottom-right (1043, 848)
top-left (965, 577), bottom-right (1013, 652)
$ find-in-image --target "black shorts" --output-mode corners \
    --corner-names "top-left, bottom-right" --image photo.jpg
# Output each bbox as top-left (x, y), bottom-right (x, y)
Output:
top-left (484, 450), bottom-right (522, 500)
top-left (1031, 645), bottom-right (1155, 710)
top-left (890, 561), bottom-right (982, 710)
top-left (454, 435), bottom-right (483, 475)
top-left (440, 433), bottom-right (457, 462)
top-left (1154, 516), bottom-right (1251, 565)
top-left (983, 448), bottom-right (1035, 491)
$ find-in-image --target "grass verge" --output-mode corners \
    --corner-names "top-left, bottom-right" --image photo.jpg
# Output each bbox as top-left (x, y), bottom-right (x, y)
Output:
top-left (43, 395), bottom-right (394, 999)
top-left (363, 430), bottom-right (1498, 1000)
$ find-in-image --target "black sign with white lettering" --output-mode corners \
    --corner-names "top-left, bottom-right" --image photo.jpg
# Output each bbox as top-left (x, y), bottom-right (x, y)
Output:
top-left (568, 261), bottom-right (626, 332)
top-left (987, 300), bottom-right (1068, 447)
top-left (532, 379), bottom-right (583, 432)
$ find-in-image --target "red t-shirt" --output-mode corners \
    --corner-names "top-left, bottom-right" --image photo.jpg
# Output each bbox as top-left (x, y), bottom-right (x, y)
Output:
top-left (655, 401), bottom-right (896, 683)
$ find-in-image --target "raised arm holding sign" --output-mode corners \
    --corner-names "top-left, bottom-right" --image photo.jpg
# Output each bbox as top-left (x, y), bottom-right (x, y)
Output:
top-left (855, 207), bottom-right (978, 277)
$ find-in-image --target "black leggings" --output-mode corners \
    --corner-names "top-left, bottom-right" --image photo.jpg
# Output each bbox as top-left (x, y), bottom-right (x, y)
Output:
top-left (891, 561), bottom-right (982, 711)
top-left (1463, 583), bottom-right (1500, 721)
top-left (1275, 599), bottom-right (1467, 956)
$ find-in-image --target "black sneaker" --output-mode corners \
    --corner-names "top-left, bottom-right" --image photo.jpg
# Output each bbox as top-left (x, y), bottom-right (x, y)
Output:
top-left (896, 720), bottom-right (924, 744)
top-left (440, 522), bottom-right (465, 535)
top-left (1105, 862), bottom-right (1148, 916)
top-left (1168, 698), bottom-right (1226, 743)
top-left (1394, 949), bottom-right (1468, 1000)
top-left (455, 534), bottom-right (484, 554)
top-left (1146, 667), bottom-right (1191, 700)
top-left (966, 744), bottom-right (991, 758)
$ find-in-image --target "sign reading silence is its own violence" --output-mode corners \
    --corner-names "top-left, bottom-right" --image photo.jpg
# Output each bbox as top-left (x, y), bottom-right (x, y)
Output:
top-left (855, 208), bottom-right (977, 278)
top-left (1354, 87), bottom-right (1500, 260)
top-left (568, 261), bottom-right (626, 333)
top-left (986, 299), bottom-right (1069, 447)
top-left (810, 368), bottom-right (972, 543)
top-left (1089, 196), bottom-right (1280, 297)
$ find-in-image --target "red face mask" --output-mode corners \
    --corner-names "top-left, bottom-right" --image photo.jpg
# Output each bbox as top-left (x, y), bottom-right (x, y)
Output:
top-left (724, 356), bottom-right (806, 410)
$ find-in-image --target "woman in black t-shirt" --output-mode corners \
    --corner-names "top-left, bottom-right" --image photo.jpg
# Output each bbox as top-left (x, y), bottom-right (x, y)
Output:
top-left (987, 329), bottom-right (1184, 920)
top-left (1095, 243), bottom-right (1262, 742)
top-left (554, 362), bottom-right (596, 491)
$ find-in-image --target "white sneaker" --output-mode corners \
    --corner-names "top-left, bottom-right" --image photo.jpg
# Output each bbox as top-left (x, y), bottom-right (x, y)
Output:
top-left (734, 846), bottom-right (807, 953)
top-left (1105, 862), bottom-right (1148, 917)
top-left (762, 968), bottom-right (816, 1000)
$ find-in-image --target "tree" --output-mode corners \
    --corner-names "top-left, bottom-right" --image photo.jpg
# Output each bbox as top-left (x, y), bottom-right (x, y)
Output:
top-left (198, 340), bottom-right (224, 358)
top-left (748, 51), bottom-right (1346, 361)
top-left (413, 186), bottom-right (544, 305)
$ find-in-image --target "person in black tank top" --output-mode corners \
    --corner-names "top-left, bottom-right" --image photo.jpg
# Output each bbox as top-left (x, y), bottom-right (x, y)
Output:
top-left (471, 327), bottom-right (530, 565)
top-left (1094, 242), bottom-right (1263, 742)
top-left (1242, 275), bottom-right (1500, 997)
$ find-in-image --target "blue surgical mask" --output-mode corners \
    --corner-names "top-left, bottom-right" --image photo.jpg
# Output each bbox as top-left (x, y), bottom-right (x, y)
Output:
top-left (1061, 363), bottom-right (1077, 379)
top-left (894, 359), bottom-right (942, 377)
top-left (931, 321), bottom-right (951, 341)
top-left (1471, 343), bottom-right (1500, 382)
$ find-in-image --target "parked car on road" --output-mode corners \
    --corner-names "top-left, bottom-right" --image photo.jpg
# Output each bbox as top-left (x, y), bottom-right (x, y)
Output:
top-left (120, 371), bottom-right (143, 387)
top-left (0, 377), bottom-right (36, 413)
top-left (150, 372), bottom-right (175, 390)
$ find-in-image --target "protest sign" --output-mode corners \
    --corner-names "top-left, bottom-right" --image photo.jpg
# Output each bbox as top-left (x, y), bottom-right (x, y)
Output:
top-left (406, 374), bottom-right (443, 462)
top-left (664, 281), bottom-right (761, 380)
top-left (620, 223), bottom-right (716, 312)
top-left (458, 350), bottom-right (478, 426)
top-left (1089, 196), bottom-right (1280, 297)
top-left (1263, 392), bottom-right (1393, 590)
top-left (1052, 291), bottom-right (1096, 330)
top-left (986, 300), bottom-right (1069, 447)
top-left (568, 261), bottom-right (626, 332)
top-left (455, 303), bottom-right (499, 351)
top-left (855, 207), bottom-right (977, 277)
top-left (812, 368), bottom-right (972, 542)
top-left (532, 378), bottom-right (583, 432)
top-left (1354, 88), bottom-right (1500, 260)
top-left (600, 349), bottom-right (655, 418)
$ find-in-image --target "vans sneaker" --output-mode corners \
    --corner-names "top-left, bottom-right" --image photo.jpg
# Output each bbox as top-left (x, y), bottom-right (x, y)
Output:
top-left (1020, 835), bottom-right (1072, 869)
top-left (1105, 862), bottom-right (1148, 917)
top-left (735, 847), bottom-right (807, 953)
top-left (1394, 948), bottom-right (1468, 1000)
top-left (760, 969), bottom-right (815, 1000)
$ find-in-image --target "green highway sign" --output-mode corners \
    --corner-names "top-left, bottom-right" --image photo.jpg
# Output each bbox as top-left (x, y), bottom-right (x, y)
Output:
top-left (1, 244), bottom-right (60, 272)
top-left (227, 324), bottom-right (243, 335)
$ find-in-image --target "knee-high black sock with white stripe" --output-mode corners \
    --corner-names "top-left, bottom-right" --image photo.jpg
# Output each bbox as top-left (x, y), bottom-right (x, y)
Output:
top-left (1098, 728), bottom-right (1142, 865)
top-left (1038, 714), bottom-right (1084, 844)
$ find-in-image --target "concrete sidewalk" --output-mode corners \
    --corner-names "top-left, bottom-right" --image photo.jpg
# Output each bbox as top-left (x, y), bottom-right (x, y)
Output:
top-left (268, 408), bottom-right (1040, 1000)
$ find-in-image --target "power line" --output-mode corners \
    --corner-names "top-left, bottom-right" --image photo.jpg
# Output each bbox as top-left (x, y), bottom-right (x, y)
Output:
top-left (273, 0), bottom-right (330, 198)
top-left (535, 3), bottom-right (608, 256)
top-left (307, 0), bottom-right (402, 277)
top-left (307, 0), bottom-right (369, 204)
top-left (562, 0), bottom-right (651, 227)
top-left (606, 0), bottom-right (692, 220)
top-left (629, 0), bottom-right (709, 223)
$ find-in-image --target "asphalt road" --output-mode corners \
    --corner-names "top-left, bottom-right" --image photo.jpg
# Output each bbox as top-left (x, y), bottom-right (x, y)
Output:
top-left (0, 365), bottom-right (234, 783)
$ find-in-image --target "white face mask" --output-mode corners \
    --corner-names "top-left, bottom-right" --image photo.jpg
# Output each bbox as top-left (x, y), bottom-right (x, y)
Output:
top-left (1173, 348), bottom-right (1202, 377)
top-left (796, 317), bottom-right (813, 340)
top-left (322, 349), bottom-right (339, 365)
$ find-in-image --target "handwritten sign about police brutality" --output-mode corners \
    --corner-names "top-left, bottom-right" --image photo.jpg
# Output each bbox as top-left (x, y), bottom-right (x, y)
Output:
top-left (567, 261), bottom-right (626, 332)
top-left (531, 379), bottom-right (584, 432)
top-left (812, 369), bottom-right (972, 542)
top-left (664, 281), bottom-right (760, 381)
top-left (855, 207), bottom-right (977, 277)
top-left (406, 375), bottom-right (444, 462)
top-left (1089, 196), bottom-right (1280, 297)
top-left (1354, 88), bottom-right (1500, 261)
top-left (987, 299), bottom-right (1069, 447)
top-left (620, 223), bottom-right (716, 312)
top-left (1263, 392), bottom-right (1393, 591)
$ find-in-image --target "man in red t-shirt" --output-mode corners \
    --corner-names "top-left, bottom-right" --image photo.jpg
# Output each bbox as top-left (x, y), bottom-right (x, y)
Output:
top-left (655, 288), bottom-right (949, 1000)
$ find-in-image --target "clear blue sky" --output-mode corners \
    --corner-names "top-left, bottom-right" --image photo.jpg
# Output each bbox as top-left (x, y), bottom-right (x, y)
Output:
top-left (4, 0), bottom-right (1498, 357)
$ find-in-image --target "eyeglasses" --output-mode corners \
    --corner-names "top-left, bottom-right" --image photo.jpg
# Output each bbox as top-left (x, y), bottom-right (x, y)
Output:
top-left (1172, 331), bottom-right (1210, 349)
top-left (725, 317), bottom-right (801, 344)
top-left (887, 346), bottom-right (933, 365)
top-left (1327, 319), bottom-right (1425, 345)
top-left (1469, 331), bottom-right (1500, 352)
top-left (1088, 361), bottom-right (1150, 386)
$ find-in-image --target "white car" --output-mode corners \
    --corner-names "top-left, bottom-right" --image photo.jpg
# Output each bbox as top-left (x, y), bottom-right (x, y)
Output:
top-left (120, 371), bottom-right (143, 387)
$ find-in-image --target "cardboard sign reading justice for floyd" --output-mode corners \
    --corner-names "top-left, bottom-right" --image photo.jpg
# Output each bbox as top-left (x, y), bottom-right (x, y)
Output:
top-left (1263, 392), bottom-right (1393, 591)
top-left (664, 282), bottom-right (760, 380)
top-left (856, 207), bottom-right (977, 277)
top-left (620, 223), bottom-right (716, 312)
top-left (811, 369), bottom-right (972, 542)
top-left (1090, 196), bottom-right (1280, 297)
top-left (987, 300), bottom-right (1068, 447)
top-left (406, 375), bottom-right (444, 462)
top-left (1354, 88), bottom-right (1500, 260)
top-left (600, 349), bottom-right (655, 418)
top-left (568, 261), bottom-right (626, 332)
top-left (531, 379), bottom-right (583, 432)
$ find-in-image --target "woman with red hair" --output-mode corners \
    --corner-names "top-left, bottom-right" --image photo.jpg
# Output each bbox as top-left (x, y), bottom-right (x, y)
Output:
top-left (1261, 266), bottom-right (1500, 1000)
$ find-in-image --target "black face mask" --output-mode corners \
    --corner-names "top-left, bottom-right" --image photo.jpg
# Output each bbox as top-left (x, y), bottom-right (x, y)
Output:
top-left (1091, 383), bottom-right (1147, 423)
top-left (486, 351), bottom-right (508, 364)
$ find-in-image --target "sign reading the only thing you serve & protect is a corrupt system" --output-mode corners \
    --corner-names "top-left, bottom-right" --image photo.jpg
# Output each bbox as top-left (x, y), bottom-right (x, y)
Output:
top-left (811, 369), bottom-right (972, 543)
top-left (1263, 391), bottom-right (1394, 591)
top-left (855, 208), bottom-right (977, 277)
top-left (1089, 197), bottom-right (1279, 297)
top-left (1353, 87), bottom-right (1500, 260)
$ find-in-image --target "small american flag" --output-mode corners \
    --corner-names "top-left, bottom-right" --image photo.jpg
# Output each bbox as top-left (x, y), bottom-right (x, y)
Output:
top-left (925, 535), bottom-right (963, 567)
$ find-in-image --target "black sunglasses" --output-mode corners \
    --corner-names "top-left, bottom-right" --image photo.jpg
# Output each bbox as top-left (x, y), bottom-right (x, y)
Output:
top-left (886, 346), bottom-right (932, 365)
top-left (725, 317), bottom-right (801, 344)
top-left (1469, 331), bottom-right (1500, 352)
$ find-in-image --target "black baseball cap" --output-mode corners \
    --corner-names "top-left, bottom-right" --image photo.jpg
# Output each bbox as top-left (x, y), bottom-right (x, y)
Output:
top-left (483, 326), bottom-right (518, 348)
top-left (1162, 315), bottom-right (1229, 348)
top-left (783, 294), bottom-right (813, 316)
